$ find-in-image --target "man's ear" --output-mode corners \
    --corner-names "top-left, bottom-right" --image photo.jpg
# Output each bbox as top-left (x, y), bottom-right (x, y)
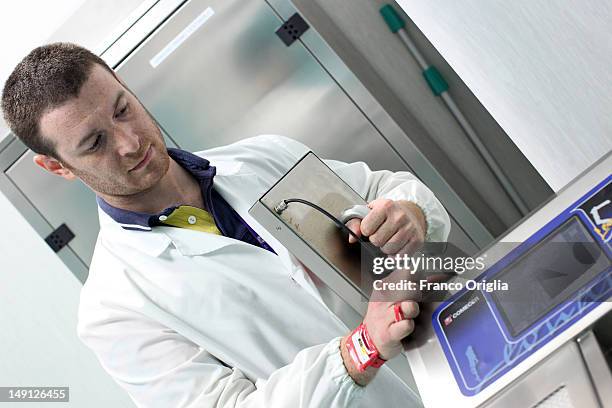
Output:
top-left (33, 155), bottom-right (77, 180)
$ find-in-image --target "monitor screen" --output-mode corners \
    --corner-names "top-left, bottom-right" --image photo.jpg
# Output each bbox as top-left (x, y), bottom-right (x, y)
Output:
top-left (491, 217), bottom-right (610, 336)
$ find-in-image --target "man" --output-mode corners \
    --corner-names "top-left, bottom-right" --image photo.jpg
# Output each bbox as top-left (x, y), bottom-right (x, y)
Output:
top-left (2, 43), bottom-right (450, 407)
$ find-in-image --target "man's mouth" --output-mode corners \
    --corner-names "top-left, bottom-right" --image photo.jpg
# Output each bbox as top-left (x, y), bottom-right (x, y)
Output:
top-left (129, 146), bottom-right (153, 172)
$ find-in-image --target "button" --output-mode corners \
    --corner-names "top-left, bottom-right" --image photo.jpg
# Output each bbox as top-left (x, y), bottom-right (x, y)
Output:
top-left (187, 215), bottom-right (197, 225)
top-left (158, 215), bottom-right (168, 221)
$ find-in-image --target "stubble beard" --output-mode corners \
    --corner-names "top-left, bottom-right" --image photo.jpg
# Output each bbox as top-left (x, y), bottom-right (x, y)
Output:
top-left (65, 128), bottom-right (170, 197)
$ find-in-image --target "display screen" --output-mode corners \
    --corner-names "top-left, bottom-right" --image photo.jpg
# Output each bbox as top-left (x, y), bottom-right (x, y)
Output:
top-left (491, 217), bottom-right (611, 336)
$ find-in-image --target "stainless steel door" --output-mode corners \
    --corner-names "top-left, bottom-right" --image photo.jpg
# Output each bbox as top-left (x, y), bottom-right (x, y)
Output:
top-left (116, 0), bottom-right (409, 167)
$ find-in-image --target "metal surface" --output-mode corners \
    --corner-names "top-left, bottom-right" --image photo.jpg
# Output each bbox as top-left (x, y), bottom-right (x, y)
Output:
top-left (404, 152), bottom-right (612, 407)
top-left (259, 153), bottom-right (369, 302)
top-left (291, 0), bottom-right (555, 237)
top-left (6, 151), bottom-right (100, 266)
top-left (100, 0), bottom-right (186, 68)
top-left (577, 330), bottom-right (612, 407)
top-left (0, 137), bottom-right (89, 283)
top-left (277, 0), bottom-right (494, 248)
top-left (439, 92), bottom-right (529, 216)
top-left (394, 0), bottom-right (612, 192)
top-left (395, 25), bottom-right (529, 216)
top-left (115, 0), bottom-right (423, 169)
top-left (482, 341), bottom-right (599, 408)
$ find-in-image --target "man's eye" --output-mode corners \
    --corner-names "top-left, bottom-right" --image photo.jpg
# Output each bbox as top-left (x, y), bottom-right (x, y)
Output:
top-left (116, 104), bottom-right (129, 118)
top-left (89, 134), bottom-right (102, 151)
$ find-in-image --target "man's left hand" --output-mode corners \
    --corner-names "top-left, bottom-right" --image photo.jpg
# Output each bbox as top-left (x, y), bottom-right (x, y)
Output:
top-left (346, 199), bottom-right (427, 255)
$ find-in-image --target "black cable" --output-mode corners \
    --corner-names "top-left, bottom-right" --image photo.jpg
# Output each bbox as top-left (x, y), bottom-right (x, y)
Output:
top-left (276, 199), bottom-right (455, 281)
top-left (276, 198), bottom-right (368, 245)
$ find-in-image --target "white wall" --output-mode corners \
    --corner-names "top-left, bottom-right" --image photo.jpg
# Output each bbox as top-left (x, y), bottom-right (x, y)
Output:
top-left (396, 0), bottom-right (612, 191)
top-left (0, 1), bottom-right (136, 406)
top-left (0, 191), bottom-right (134, 406)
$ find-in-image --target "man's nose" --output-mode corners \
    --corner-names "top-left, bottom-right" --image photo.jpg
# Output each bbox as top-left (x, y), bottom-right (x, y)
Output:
top-left (114, 126), bottom-right (140, 156)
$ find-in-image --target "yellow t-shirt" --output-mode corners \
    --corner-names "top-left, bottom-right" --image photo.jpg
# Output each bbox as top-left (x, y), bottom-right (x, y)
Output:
top-left (160, 206), bottom-right (221, 235)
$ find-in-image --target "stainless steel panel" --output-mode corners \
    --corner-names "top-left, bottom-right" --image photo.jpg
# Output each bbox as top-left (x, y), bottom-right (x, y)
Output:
top-left (289, 0), bottom-right (553, 239)
top-left (116, 0), bottom-right (400, 164)
top-left (250, 199), bottom-right (368, 315)
top-left (483, 341), bottom-right (599, 408)
top-left (101, 0), bottom-right (187, 68)
top-left (577, 330), bottom-right (612, 407)
top-left (395, 0), bottom-right (612, 192)
top-left (259, 153), bottom-right (369, 301)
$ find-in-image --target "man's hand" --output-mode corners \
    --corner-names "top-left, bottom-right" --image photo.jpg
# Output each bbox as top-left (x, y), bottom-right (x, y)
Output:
top-left (363, 300), bottom-right (419, 360)
top-left (346, 199), bottom-right (427, 255)
top-left (341, 300), bottom-right (420, 386)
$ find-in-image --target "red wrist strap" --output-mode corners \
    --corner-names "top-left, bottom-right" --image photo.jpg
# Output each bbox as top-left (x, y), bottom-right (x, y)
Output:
top-left (345, 323), bottom-right (386, 372)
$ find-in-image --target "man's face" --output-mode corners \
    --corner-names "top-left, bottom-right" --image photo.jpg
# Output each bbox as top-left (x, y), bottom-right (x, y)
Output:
top-left (37, 64), bottom-right (169, 196)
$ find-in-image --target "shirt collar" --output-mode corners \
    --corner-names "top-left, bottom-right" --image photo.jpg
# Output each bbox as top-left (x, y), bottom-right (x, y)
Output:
top-left (96, 148), bottom-right (216, 231)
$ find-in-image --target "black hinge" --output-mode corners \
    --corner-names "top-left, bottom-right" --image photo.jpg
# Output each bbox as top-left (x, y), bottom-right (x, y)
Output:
top-left (276, 13), bottom-right (309, 46)
top-left (45, 223), bottom-right (75, 253)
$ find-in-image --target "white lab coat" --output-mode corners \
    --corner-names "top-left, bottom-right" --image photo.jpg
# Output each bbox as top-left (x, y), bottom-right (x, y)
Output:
top-left (77, 135), bottom-right (450, 408)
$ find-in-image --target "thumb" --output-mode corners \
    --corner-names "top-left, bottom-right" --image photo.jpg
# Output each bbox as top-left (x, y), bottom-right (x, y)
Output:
top-left (345, 218), bottom-right (362, 243)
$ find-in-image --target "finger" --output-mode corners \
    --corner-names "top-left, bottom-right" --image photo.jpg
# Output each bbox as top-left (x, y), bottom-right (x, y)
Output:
top-left (345, 218), bottom-right (362, 243)
top-left (361, 200), bottom-right (389, 236)
top-left (369, 220), bottom-right (399, 249)
top-left (380, 227), bottom-right (412, 255)
top-left (400, 301), bottom-right (419, 319)
top-left (397, 234), bottom-right (423, 256)
top-left (388, 319), bottom-right (415, 341)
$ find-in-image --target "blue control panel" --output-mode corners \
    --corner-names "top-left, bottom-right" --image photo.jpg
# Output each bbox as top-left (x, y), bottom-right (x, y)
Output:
top-left (433, 176), bottom-right (611, 396)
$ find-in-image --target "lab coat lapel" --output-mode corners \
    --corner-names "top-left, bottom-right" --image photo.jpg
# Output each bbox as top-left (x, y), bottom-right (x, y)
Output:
top-left (126, 160), bottom-right (287, 262)
top-left (212, 162), bottom-right (294, 261)
top-left (98, 208), bottom-right (171, 257)
top-left (212, 161), bottom-right (325, 304)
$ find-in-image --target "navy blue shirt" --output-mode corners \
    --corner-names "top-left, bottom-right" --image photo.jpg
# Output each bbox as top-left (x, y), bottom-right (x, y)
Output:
top-left (97, 148), bottom-right (275, 254)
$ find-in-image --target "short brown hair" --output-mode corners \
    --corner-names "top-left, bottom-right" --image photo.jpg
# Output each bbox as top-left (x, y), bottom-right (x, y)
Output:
top-left (1, 42), bottom-right (114, 158)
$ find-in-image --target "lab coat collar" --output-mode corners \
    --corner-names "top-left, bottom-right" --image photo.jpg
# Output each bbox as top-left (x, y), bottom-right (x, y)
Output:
top-left (98, 207), bottom-right (171, 257)
top-left (95, 148), bottom-right (216, 231)
top-left (97, 156), bottom-right (247, 258)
